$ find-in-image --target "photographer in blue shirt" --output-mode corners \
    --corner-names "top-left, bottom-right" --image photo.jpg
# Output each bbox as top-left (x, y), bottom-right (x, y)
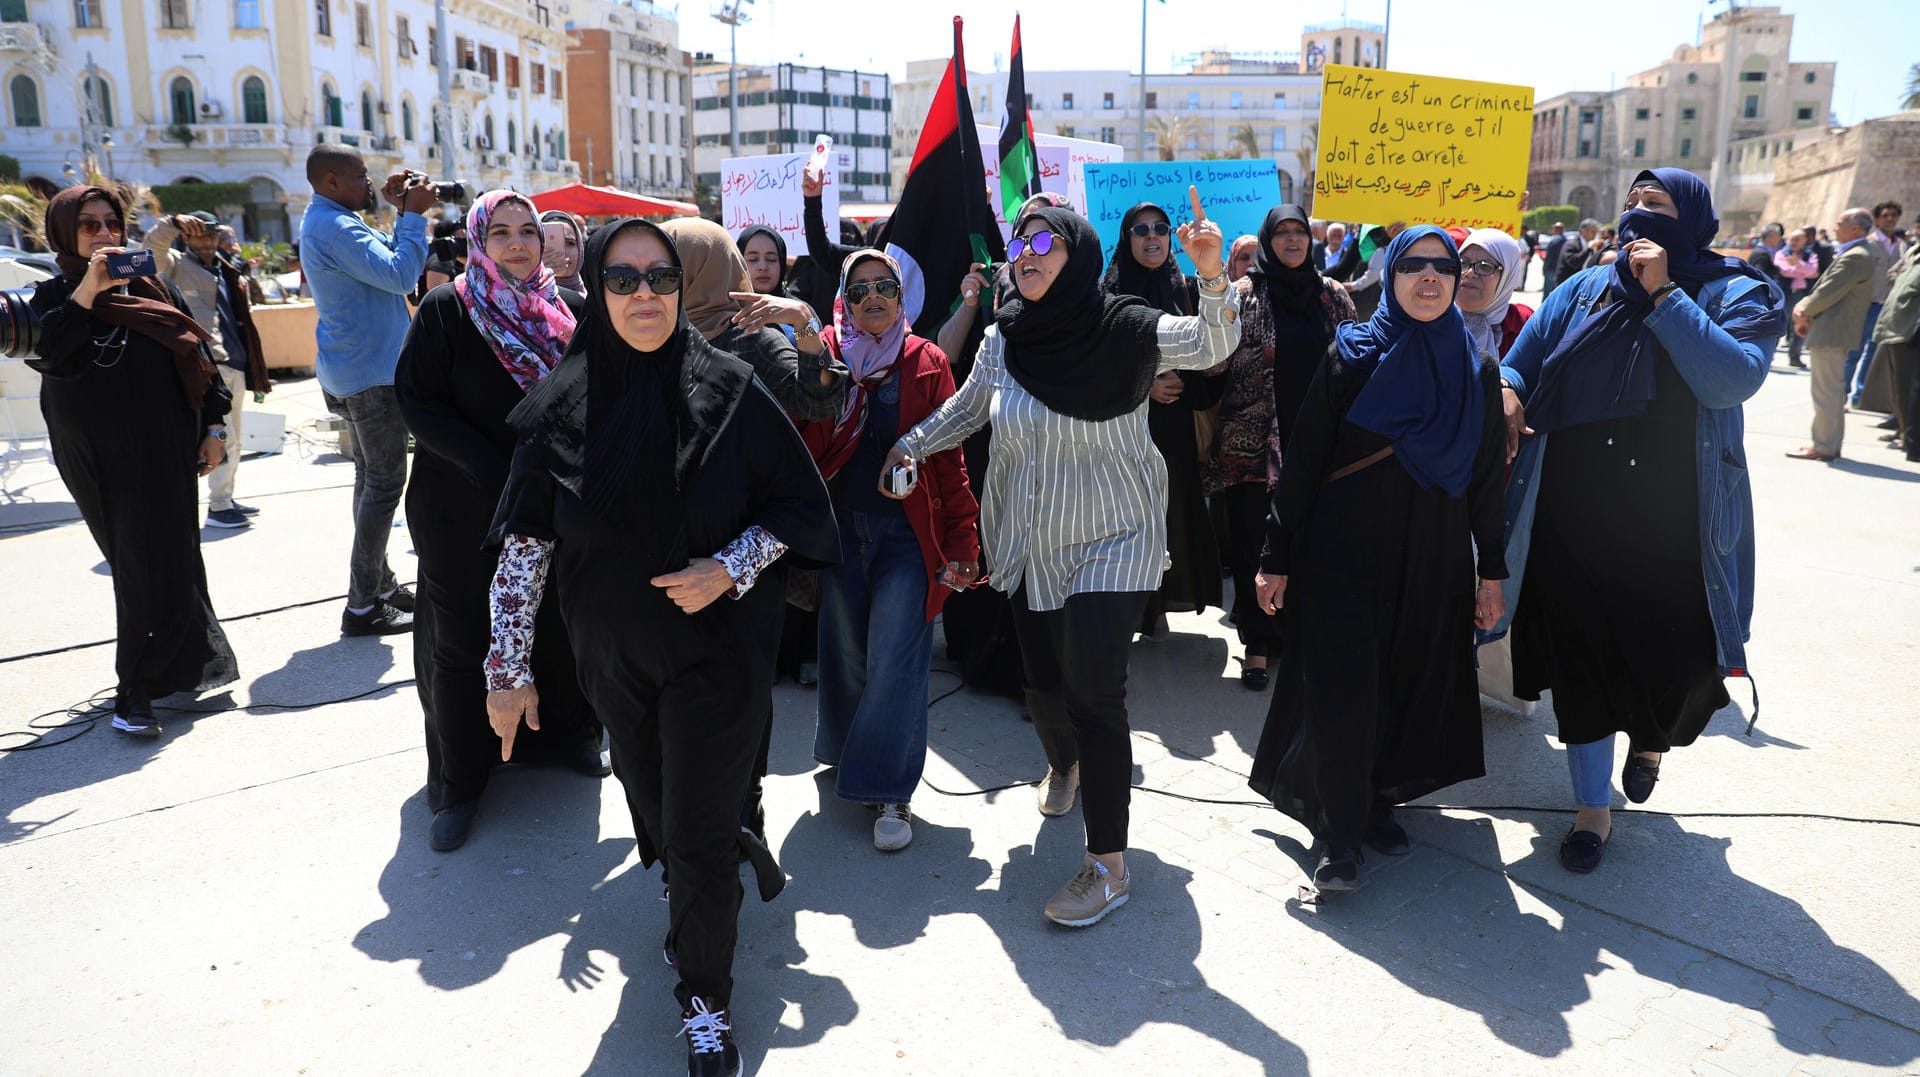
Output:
top-left (299, 143), bottom-right (434, 635)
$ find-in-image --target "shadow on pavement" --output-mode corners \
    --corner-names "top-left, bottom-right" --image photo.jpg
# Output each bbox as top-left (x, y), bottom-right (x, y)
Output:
top-left (247, 635), bottom-right (398, 709)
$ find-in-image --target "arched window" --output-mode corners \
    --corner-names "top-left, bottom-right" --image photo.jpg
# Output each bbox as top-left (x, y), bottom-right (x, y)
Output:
top-left (483, 114), bottom-right (494, 148)
top-left (168, 75), bottom-right (195, 125)
top-left (321, 81), bottom-right (342, 128)
top-left (82, 75), bottom-right (113, 126)
top-left (506, 119), bottom-right (515, 154)
top-left (241, 76), bottom-right (268, 124)
top-left (401, 99), bottom-right (414, 142)
top-left (528, 124), bottom-right (540, 156)
top-left (9, 75), bottom-right (40, 127)
top-left (360, 90), bottom-right (373, 132)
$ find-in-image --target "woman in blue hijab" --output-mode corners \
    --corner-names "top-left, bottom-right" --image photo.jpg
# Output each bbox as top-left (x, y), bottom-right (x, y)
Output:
top-left (1493, 168), bottom-right (1783, 875)
top-left (1246, 225), bottom-right (1512, 893)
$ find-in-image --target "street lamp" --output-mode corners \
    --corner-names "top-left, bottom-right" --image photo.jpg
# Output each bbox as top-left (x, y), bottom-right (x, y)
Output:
top-left (711, 0), bottom-right (754, 157)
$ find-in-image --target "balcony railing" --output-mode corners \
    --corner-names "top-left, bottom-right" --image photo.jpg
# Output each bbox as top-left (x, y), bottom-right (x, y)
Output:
top-left (450, 69), bottom-right (491, 94)
top-left (0, 22), bottom-right (49, 53)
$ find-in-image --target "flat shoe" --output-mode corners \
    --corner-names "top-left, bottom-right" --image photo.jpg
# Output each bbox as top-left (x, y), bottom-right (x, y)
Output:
top-left (1241, 665), bottom-right (1268, 691)
top-left (1559, 828), bottom-right (1608, 873)
top-left (430, 802), bottom-right (477, 852)
top-left (1784, 447), bottom-right (1837, 461)
top-left (1622, 754), bottom-right (1660, 804)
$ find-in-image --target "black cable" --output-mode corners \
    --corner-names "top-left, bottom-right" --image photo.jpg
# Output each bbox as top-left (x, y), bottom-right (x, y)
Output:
top-left (0, 680), bottom-right (419, 752)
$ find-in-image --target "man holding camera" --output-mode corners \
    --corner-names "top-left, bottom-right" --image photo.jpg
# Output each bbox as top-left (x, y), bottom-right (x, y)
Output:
top-left (146, 210), bottom-right (272, 529)
top-left (299, 143), bottom-right (434, 636)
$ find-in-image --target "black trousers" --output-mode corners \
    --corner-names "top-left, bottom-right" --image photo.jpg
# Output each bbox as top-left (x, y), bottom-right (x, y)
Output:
top-left (1222, 484), bottom-right (1284, 659)
top-left (581, 631), bottom-right (766, 1011)
top-left (1013, 587), bottom-right (1151, 856)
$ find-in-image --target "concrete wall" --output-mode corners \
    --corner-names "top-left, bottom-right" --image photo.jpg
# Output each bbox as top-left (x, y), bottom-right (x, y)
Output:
top-left (1762, 112), bottom-right (1920, 232)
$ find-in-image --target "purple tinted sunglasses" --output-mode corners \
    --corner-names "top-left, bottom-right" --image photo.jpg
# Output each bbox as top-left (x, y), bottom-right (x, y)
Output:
top-left (1008, 230), bottom-right (1057, 261)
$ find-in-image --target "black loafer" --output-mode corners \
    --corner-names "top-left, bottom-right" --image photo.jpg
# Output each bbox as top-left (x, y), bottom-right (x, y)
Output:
top-left (430, 801), bottom-right (478, 852)
top-left (1312, 846), bottom-right (1362, 891)
top-left (1241, 665), bottom-right (1269, 691)
top-left (562, 738), bottom-right (612, 778)
top-left (1364, 802), bottom-right (1412, 857)
top-left (1622, 754), bottom-right (1661, 804)
top-left (1559, 828), bottom-right (1608, 873)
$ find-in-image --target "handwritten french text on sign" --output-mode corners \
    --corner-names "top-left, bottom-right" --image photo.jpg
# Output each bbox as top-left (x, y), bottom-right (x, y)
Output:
top-left (1312, 64), bottom-right (1533, 234)
top-left (720, 150), bottom-right (849, 258)
top-left (1081, 159), bottom-right (1279, 275)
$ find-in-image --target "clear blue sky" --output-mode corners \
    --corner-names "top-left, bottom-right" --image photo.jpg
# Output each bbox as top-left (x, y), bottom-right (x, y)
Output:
top-left (674, 0), bottom-right (1911, 126)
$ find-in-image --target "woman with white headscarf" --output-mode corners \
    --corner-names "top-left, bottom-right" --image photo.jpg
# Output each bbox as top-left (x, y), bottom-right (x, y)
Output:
top-left (1455, 228), bottom-right (1533, 363)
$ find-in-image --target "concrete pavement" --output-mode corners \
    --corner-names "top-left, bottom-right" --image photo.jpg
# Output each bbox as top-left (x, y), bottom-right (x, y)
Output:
top-left (2, 294), bottom-right (1917, 1075)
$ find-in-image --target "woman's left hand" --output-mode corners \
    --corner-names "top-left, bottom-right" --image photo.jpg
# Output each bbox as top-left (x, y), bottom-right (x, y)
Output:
top-left (651, 558), bottom-right (736, 614)
top-left (1473, 579), bottom-right (1505, 631)
top-left (730, 291), bottom-right (815, 334)
top-left (1623, 239), bottom-right (1671, 295)
top-left (1176, 186), bottom-right (1226, 281)
top-left (940, 561), bottom-right (979, 591)
top-left (197, 434), bottom-right (226, 476)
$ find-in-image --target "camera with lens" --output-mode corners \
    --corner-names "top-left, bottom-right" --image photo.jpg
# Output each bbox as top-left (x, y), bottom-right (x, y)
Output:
top-left (406, 171), bottom-right (467, 204)
top-left (1, 285), bottom-right (42, 359)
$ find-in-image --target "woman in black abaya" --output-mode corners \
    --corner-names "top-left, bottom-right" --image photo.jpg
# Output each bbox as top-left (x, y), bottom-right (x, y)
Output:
top-left (483, 218), bottom-right (836, 1077)
top-left (29, 185), bottom-right (238, 737)
top-left (1248, 226), bottom-right (1509, 893)
top-left (1103, 201), bottom-right (1224, 635)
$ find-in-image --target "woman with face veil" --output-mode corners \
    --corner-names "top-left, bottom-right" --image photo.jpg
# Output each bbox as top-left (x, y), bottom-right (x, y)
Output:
top-left (482, 218), bottom-right (837, 1077)
top-left (1247, 226), bottom-right (1511, 894)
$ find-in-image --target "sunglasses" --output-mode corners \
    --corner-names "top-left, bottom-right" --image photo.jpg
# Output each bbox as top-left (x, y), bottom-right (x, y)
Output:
top-left (1391, 256), bottom-right (1461, 278)
top-left (602, 265), bottom-right (684, 295)
top-left (1459, 258), bottom-right (1503, 279)
top-left (1129, 220), bottom-right (1171, 238)
top-left (845, 278), bottom-right (901, 303)
top-left (77, 217), bottom-right (124, 235)
top-left (1007, 230), bottom-right (1057, 261)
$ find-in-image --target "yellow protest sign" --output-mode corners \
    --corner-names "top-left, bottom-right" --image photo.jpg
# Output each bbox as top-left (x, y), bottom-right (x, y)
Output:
top-left (1313, 64), bottom-right (1534, 234)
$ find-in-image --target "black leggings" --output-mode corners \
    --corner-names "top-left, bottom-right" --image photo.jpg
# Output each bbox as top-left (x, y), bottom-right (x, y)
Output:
top-left (1013, 587), bottom-right (1151, 855)
top-left (1221, 484), bottom-right (1283, 658)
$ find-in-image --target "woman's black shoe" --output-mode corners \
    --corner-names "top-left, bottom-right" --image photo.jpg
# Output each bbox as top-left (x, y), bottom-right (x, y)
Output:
top-left (430, 802), bottom-right (478, 852)
top-left (1312, 846), bottom-right (1362, 891)
top-left (1559, 828), bottom-right (1608, 873)
top-left (1622, 754), bottom-right (1661, 804)
top-left (1241, 664), bottom-right (1269, 691)
top-left (1364, 803), bottom-right (1412, 857)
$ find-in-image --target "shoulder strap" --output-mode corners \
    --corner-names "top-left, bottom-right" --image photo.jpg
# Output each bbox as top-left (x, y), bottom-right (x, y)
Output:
top-left (1321, 445), bottom-right (1394, 487)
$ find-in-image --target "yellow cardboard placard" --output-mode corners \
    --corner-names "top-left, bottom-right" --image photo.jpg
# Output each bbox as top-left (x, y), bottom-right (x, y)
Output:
top-left (1313, 65), bottom-right (1534, 234)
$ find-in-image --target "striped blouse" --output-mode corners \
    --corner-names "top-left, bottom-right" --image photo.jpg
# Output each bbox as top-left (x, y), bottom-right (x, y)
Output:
top-left (898, 285), bottom-right (1241, 612)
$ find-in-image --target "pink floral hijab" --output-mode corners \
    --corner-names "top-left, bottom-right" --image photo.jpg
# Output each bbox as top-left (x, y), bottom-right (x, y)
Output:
top-left (455, 191), bottom-right (577, 390)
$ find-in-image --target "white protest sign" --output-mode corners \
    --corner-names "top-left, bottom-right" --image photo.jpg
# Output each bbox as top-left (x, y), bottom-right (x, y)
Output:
top-left (720, 145), bottom-right (854, 257)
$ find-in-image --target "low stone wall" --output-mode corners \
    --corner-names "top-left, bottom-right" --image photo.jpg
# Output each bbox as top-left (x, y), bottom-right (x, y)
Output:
top-left (252, 301), bottom-right (318, 374)
top-left (1762, 113), bottom-right (1920, 231)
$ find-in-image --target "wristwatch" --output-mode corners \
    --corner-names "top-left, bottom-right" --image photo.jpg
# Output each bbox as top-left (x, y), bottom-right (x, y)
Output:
top-left (796, 315), bottom-right (822, 339)
top-left (1197, 270), bottom-right (1229, 291)
top-left (207, 425), bottom-right (228, 442)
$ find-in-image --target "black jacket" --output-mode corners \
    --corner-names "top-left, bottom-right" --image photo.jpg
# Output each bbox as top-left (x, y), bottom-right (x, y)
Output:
top-left (709, 322), bottom-right (849, 423)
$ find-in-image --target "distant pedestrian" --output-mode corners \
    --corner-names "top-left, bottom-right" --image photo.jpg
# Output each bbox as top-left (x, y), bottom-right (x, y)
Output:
top-left (1541, 221), bottom-right (1570, 295)
top-left (1868, 241), bottom-right (1920, 455)
top-left (1848, 200), bottom-right (1906, 404)
top-left (1788, 207), bottom-right (1876, 461)
top-left (1773, 230), bottom-right (1820, 369)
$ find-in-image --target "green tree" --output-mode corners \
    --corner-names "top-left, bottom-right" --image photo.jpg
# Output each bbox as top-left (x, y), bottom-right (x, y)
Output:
top-left (1293, 121), bottom-right (1319, 211)
top-left (1904, 63), bottom-right (1920, 110)
top-left (1146, 113), bottom-right (1201, 161)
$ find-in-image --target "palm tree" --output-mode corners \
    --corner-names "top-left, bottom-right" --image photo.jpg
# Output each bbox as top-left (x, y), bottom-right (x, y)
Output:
top-left (1904, 63), bottom-right (1920, 110)
top-left (1145, 113), bottom-right (1201, 161)
top-left (0, 183), bottom-right (47, 249)
top-left (1231, 123), bottom-right (1261, 161)
top-left (1293, 120), bottom-right (1319, 212)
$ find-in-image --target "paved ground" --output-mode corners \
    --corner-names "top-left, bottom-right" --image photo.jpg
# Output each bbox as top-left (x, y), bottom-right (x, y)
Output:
top-left (3, 281), bottom-right (1917, 1076)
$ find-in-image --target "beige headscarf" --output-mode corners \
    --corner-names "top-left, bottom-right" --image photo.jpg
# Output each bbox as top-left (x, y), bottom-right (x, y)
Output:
top-left (659, 217), bottom-right (751, 339)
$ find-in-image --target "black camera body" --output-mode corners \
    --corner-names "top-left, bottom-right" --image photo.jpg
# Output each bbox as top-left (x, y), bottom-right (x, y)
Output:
top-left (430, 235), bottom-right (469, 263)
top-left (407, 172), bottom-right (467, 204)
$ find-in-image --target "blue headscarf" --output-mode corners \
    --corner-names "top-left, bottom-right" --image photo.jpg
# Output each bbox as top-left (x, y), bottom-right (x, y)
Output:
top-left (1524, 168), bottom-right (1785, 434)
top-left (1337, 225), bottom-right (1485, 498)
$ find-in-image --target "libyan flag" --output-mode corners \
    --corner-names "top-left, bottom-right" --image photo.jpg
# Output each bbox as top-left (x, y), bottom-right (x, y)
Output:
top-left (997, 15), bottom-right (1041, 221)
top-left (880, 16), bottom-right (1006, 335)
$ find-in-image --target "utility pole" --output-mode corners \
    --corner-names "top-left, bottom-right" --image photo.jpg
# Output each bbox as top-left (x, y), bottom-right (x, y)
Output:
top-left (434, 0), bottom-right (456, 179)
top-left (1136, 0), bottom-right (1147, 159)
top-left (713, 0), bottom-right (754, 158)
top-left (587, 136), bottom-right (594, 185)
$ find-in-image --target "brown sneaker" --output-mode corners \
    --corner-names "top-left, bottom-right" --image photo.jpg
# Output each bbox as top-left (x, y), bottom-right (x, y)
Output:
top-left (1044, 858), bottom-right (1130, 927)
top-left (1036, 763), bottom-right (1079, 817)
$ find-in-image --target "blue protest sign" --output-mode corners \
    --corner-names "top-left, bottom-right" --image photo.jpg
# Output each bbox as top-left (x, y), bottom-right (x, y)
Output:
top-left (1080, 159), bottom-right (1281, 274)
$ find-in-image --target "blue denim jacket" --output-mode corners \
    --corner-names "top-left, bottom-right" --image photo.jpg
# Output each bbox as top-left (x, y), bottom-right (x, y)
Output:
top-left (1485, 265), bottom-right (1779, 678)
top-left (298, 194), bottom-right (429, 398)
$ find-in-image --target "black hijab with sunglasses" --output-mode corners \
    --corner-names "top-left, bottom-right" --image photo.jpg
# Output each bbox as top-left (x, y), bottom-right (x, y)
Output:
top-left (995, 208), bottom-right (1163, 423)
top-left (1101, 202), bottom-right (1197, 318)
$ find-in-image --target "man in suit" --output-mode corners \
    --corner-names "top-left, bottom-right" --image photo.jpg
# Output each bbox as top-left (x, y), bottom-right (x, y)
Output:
top-left (1558, 218), bottom-right (1603, 284)
top-left (1789, 208), bottom-right (1878, 461)
top-left (1541, 222), bottom-right (1570, 295)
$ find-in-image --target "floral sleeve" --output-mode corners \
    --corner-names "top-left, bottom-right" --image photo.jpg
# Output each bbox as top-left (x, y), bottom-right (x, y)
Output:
top-left (715, 525), bottom-right (787, 598)
top-left (485, 535), bottom-right (553, 692)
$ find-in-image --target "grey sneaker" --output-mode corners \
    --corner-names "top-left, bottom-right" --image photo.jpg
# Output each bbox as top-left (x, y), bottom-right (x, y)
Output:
top-left (1036, 762), bottom-right (1079, 817)
top-left (873, 803), bottom-right (913, 851)
top-left (1044, 858), bottom-right (1130, 927)
top-left (205, 508), bottom-right (251, 529)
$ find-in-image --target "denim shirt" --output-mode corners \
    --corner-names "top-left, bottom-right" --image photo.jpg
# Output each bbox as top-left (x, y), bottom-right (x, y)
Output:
top-left (298, 194), bottom-right (429, 398)
top-left (1484, 265), bottom-right (1779, 677)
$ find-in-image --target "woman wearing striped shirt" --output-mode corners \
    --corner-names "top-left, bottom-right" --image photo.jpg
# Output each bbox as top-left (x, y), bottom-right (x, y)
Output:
top-left (886, 190), bottom-right (1240, 927)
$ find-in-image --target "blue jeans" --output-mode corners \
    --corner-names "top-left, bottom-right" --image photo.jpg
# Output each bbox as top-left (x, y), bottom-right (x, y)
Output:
top-left (1845, 301), bottom-right (1882, 403)
top-left (1565, 734), bottom-right (1616, 810)
top-left (815, 510), bottom-right (934, 804)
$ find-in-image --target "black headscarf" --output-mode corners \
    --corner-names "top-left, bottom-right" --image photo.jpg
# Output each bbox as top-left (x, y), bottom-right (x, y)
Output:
top-left (1101, 202), bottom-right (1195, 317)
top-left (735, 224), bottom-right (790, 298)
top-left (1250, 204), bottom-right (1327, 321)
top-left (996, 208), bottom-right (1163, 423)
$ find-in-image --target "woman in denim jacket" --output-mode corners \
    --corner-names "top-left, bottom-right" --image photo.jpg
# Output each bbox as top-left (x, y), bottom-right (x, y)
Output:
top-left (1489, 168), bottom-right (1784, 874)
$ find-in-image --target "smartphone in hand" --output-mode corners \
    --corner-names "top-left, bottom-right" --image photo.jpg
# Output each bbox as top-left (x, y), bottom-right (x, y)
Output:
top-left (106, 249), bottom-right (156, 280)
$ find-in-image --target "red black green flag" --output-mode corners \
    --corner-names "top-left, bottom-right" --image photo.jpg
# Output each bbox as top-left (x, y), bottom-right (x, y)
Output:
top-left (997, 15), bottom-right (1041, 221)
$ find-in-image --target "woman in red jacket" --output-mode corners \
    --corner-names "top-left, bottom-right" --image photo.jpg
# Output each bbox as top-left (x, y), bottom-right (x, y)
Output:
top-left (800, 249), bottom-right (981, 851)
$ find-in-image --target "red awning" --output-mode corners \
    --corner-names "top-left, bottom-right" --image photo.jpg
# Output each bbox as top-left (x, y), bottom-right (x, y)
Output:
top-left (528, 183), bottom-right (700, 218)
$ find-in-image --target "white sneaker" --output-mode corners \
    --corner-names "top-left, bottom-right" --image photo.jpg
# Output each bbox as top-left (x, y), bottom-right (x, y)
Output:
top-left (873, 803), bottom-right (913, 851)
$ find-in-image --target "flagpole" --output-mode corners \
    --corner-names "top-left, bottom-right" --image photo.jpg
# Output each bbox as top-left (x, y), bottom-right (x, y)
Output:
top-left (1136, 0), bottom-right (1147, 159)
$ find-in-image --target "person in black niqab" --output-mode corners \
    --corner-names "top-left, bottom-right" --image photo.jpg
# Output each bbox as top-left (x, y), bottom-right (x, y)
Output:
top-left (482, 217), bottom-right (838, 1076)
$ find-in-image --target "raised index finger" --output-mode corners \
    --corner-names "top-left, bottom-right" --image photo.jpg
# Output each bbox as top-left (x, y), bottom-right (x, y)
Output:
top-left (1188, 185), bottom-right (1207, 223)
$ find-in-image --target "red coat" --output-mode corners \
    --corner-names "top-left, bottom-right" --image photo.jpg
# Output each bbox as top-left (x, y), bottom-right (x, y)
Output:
top-left (1498, 303), bottom-right (1534, 359)
top-left (800, 331), bottom-right (981, 622)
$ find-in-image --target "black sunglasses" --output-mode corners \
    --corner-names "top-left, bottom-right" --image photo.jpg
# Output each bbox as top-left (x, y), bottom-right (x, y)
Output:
top-left (1391, 256), bottom-right (1461, 278)
top-left (1130, 220), bottom-right (1172, 238)
top-left (1007, 230), bottom-right (1057, 261)
top-left (602, 265), bottom-right (684, 295)
top-left (845, 278), bottom-right (901, 303)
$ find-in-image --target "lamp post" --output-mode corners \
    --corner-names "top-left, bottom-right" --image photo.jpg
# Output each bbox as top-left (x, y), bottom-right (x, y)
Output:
top-left (712, 0), bottom-right (754, 158)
